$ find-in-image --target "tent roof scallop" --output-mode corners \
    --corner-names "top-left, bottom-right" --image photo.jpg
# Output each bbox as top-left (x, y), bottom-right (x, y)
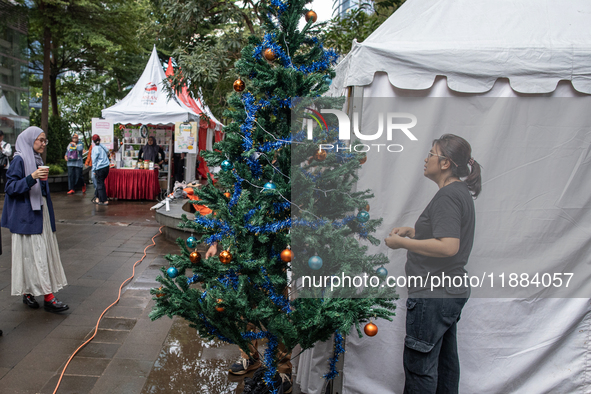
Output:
top-left (331, 0), bottom-right (591, 94)
top-left (102, 46), bottom-right (200, 125)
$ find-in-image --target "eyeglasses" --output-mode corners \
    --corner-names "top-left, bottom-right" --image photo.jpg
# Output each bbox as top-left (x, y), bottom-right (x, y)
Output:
top-left (427, 151), bottom-right (446, 160)
top-left (427, 151), bottom-right (458, 166)
top-left (36, 138), bottom-right (49, 145)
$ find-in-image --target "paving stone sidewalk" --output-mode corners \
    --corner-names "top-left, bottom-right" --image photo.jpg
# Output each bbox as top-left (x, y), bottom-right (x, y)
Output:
top-left (0, 189), bottom-right (303, 394)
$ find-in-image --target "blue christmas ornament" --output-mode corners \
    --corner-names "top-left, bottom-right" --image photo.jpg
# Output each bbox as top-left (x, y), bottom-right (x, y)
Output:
top-left (221, 160), bottom-right (233, 171)
top-left (263, 182), bottom-right (277, 192)
top-left (308, 255), bottom-right (323, 270)
top-left (167, 266), bottom-right (179, 278)
top-left (186, 236), bottom-right (197, 248)
top-left (377, 267), bottom-right (388, 277)
top-left (323, 75), bottom-right (332, 86)
top-left (357, 210), bottom-right (370, 223)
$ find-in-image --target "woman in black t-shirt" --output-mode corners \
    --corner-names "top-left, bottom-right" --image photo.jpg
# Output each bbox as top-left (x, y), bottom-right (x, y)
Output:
top-left (385, 134), bottom-right (482, 394)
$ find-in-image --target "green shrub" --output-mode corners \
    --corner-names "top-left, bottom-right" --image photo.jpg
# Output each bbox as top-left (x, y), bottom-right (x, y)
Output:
top-left (48, 163), bottom-right (67, 175)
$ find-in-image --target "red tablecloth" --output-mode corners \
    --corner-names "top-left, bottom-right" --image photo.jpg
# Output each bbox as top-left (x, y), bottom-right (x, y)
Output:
top-left (105, 169), bottom-right (160, 200)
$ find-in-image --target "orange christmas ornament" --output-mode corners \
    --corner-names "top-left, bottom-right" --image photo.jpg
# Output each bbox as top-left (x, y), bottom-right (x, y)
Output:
top-left (156, 286), bottom-right (165, 298)
top-left (264, 48), bottom-right (276, 61)
top-left (233, 78), bottom-right (245, 92)
top-left (314, 149), bottom-right (327, 161)
top-left (359, 156), bottom-right (367, 165)
top-left (305, 10), bottom-right (318, 23)
top-left (280, 248), bottom-right (293, 262)
top-left (224, 192), bottom-right (231, 198)
top-left (219, 250), bottom-right (233, 264)
top-left (189, 251), bottom-right (201, 264)
top-left (215, 299), bottom-right (224, 312)
top-left (364, 322), bottom-right (378, 337)
top-left (365, 204), bottom-right (370, 212)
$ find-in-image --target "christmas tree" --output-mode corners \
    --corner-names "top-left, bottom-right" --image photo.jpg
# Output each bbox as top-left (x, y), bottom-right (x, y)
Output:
top-left (150, 0), bottom-right (397, 391)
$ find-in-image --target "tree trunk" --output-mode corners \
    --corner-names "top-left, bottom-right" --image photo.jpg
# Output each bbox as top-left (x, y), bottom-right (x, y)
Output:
top-left (41, 16), bottom-right (51, 134)
top-left (50, 72), bottom-right (59, 117)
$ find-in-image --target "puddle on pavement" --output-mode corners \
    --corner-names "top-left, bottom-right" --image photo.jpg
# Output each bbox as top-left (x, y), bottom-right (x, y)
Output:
top-left (141, 317), bottom-right (245, 394)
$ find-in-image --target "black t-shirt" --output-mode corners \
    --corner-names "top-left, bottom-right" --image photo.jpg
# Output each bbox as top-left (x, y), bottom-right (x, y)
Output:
top-left (405, 181), bottom-right (475, 289)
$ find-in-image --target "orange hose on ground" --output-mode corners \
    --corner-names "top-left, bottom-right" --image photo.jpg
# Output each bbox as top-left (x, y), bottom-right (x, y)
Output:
top-left (52, 226), bottom-right (164, 394)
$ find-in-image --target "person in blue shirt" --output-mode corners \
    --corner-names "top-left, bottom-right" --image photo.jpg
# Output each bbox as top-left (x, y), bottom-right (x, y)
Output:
top-left (64, 134), bottom-right (85, 195)
top-left (90, 134), bottom-right (110, 205)
top-left (1, 126), bottom-right (69, 313)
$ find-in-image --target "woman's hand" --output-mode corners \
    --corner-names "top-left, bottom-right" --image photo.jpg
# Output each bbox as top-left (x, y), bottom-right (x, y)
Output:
top-left (384, 233), bottom-right (407, 250)
top-left (389, 227), bottom-right (415, 238)
top-left (205, 243), bottom-right (218, 258)
top-left (31, 167), bottom-right (49, 180)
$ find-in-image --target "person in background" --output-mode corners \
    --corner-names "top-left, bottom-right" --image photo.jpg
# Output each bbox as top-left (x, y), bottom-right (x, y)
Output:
top-left (1, 126), bottom-right (69, 313)
top-left (173, 152), bottom-right (185, 183)
top-left (385, 134), bottom-right (481, 394)
top-left (0, 130), bottom-right (12, 193)
top-left (138, 136), bottom-right (165, 166)
top-left (91, 134), bottom-right (110, 205)
top-left (64, 134), bottom-right (86, 195)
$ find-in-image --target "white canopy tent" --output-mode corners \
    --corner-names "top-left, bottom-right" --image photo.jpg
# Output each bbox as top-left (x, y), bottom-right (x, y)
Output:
top-left (102, 46), bottom-right (200, 124)
top-left (298, 1), bottom-right (591, 393)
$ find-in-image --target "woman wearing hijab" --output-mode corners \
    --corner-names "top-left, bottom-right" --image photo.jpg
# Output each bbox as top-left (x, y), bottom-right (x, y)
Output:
top-left (138, 136), bottom-right (165, 166)
top-left (91, 134), bottom-right (110, 205)
top-left (1, 126), bottom-right (69, 313)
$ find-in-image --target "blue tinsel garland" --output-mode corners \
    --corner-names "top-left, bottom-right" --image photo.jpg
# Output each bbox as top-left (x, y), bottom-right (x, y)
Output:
top-left (323, 332), bottom-right (345, 380)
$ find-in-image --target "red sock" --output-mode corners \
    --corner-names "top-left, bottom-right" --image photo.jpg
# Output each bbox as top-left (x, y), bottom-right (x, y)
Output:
top-left (44, 293), bottom-right (54, 302)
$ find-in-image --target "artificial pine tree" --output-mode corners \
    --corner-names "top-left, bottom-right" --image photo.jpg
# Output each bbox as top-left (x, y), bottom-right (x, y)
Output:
top-left (150, 0), bottom-right (397, 391)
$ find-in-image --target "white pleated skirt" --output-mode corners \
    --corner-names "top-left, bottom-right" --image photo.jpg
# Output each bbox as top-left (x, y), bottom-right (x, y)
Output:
top-left (11, 197), bottom-right (68, 296)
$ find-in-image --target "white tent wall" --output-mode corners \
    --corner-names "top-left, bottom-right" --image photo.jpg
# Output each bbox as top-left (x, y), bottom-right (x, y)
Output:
top-left (320, 74), bottom-right (591, 394)
top-left (299, 75), bottom-right (591, 394)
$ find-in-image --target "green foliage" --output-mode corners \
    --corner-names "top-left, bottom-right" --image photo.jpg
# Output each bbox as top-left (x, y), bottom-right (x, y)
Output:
top-left (48, 163), bottom-right (67, 175)
top-left (150, 0), bottom-right (264, 118)
top-left (150, 0), bottom-right (397, 379)
top-left (322, 0), bottom-right (405, 55)
top-left (45, 116), bottom-right (71, 165)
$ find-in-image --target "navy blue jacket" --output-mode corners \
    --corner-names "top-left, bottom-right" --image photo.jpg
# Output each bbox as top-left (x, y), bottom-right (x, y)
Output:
top-left (1, 155), bottom-right (56, 234)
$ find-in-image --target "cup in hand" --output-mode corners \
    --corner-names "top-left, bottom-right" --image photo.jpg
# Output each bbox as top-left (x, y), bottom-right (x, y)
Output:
top-left (38, 166), bottom-right (49, 181)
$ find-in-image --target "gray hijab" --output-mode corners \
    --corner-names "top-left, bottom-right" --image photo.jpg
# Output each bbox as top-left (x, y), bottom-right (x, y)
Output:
top-left (14, 126), bottom-right (45, 210)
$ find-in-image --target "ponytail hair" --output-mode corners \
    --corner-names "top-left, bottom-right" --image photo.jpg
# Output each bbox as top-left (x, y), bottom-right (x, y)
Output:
top-left (433, 134), bottom-right (482, 198)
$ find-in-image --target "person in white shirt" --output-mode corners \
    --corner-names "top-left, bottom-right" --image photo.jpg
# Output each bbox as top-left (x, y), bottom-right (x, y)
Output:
top-left (0, 130), bottom-right (13, 193)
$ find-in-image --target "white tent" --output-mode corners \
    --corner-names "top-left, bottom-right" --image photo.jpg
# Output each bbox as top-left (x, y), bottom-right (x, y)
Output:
top-left (102, 46), bottom-right (200, 124)
top-left (299, 1), bottom-right (591, 393)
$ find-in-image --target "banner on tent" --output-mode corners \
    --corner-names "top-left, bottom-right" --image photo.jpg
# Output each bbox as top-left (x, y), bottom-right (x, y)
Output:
top-left (91, 118), bottom-right (114, 149)
top-left (174, 122), bottom-right (198, 153)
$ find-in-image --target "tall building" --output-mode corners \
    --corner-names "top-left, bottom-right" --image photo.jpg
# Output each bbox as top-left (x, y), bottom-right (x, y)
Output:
top-left (333, 0), bottom-right (368, 19)
top-left (0, 0), bottom-right (29, 143)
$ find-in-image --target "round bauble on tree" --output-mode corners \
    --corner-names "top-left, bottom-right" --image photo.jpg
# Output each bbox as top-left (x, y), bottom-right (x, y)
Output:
top-left (233, 78), bottom-right (245, 92)
top-left (221, 160), bottom-right (233, 171)
top-left (263, 181), bottom-right (276, 192)
top-left (223, 192), bottom-right (231, 199)
top-left (357, 210), bottom-right (370, 223)
top-left (305, 10), bottom-right (317, 23)
top-left (376, 267), bottom-right (388, 277)
top-left (359, 156), bottom-right (367, 165)
top-left (156, 286), bottom-right (166, 298)
top-left (219, 250), bottom-right (233, 264)
top-left (364, 322), bottom-right (378, 337)
top-left (308, 255), bottom-right (323, 270)
top-left (280, 248), bottom-right (293, 262)
top-left (190, 251), bottom-right (201, 264)
top-left (364, 204), bottom-right (370, 212)
top-left (186, 236), bottom-right (197, 248)
top-left (215, 299), bottom-right (224, 312)
top-left (167, 266), bottom-right (179, 279)
top-left (264, 48), bottom-right (276, 61)
top-left (314, 149), bottom-right (327, 161)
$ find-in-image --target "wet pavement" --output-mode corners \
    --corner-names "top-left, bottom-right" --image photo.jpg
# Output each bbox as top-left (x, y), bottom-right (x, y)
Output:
top-left (0, 188), bottom-right (302, 394)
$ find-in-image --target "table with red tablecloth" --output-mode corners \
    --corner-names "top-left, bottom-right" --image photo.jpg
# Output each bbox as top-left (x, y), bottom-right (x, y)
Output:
top-left (104, 168), bottom-right (160, 200)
